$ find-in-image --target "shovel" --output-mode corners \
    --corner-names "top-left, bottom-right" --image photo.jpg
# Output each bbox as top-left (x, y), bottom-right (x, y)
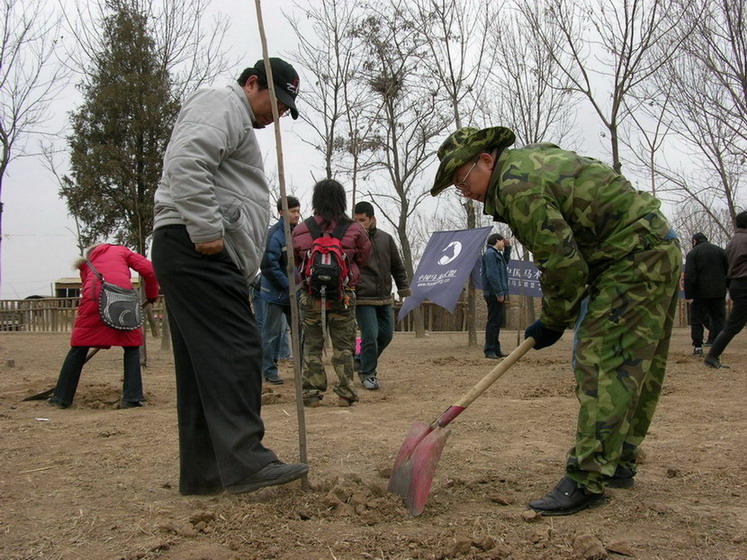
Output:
top-left (388, 336), bottom-right (535, 516)
top-left (22, 348), bottom-right (103, 402)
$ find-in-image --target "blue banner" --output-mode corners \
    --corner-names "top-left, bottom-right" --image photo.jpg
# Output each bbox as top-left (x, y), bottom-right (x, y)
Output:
top-left (472, 258), bottom-right (544, 298)
top-left (505, 260), bottom-right (543, 298)
top-left (398, 227), bottom-right (493, 320)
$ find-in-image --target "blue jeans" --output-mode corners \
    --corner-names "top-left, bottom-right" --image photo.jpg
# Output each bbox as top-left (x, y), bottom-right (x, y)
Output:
top-left (355, 304), bottom-right (394, 377)
top-left (255, 296), bottom-right (291, 362)
top-left (53, 345), bottom-right (142, 406)
top-left (261, 302), bottom-right (293, 379)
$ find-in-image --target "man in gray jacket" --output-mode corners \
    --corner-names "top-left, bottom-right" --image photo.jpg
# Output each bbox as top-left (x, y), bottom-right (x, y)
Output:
top-left (151, 58), bottom-right (308, 496)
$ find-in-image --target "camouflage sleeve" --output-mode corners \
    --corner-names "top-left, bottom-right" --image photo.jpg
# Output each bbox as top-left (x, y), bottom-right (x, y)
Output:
top-left (506, 191), bottom-right (588, 330)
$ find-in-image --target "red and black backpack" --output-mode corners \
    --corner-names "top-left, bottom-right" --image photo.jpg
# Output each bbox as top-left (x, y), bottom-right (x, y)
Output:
top-left (301, 217), bottom-right (352, 300)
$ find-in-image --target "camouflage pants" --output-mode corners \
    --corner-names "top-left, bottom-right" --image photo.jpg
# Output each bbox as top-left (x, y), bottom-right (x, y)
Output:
top-left (568, 240), bottom-right (682, 493)
top-left (300, 291), bottom-right (359, 404)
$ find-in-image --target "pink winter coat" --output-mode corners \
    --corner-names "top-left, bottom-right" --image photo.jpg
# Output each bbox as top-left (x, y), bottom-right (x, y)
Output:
top-left (70, 244), bottom-right (159, 348)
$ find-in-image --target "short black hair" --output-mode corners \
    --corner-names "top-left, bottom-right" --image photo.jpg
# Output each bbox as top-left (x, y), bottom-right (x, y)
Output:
top-left (354, 201), bottom-right (374, 217)
top-left (736, 210), bottom-right (747, 229)
top-left (277, 195), bottom-right (300, 213)
top-left (237, 67), bottom-right (268, 89)
top-left (487, 233), bottom-right (504, 246)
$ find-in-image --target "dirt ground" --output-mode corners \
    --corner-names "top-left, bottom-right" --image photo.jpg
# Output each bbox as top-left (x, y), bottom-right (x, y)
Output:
top-left (0, 327), bottom-right (745, 560)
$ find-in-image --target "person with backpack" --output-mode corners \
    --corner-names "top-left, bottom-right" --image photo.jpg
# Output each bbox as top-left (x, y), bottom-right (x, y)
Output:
top-left (291, 179), bottom-right (372, 408)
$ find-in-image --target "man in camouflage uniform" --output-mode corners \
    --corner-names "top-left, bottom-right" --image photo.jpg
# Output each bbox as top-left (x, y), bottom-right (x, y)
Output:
top-left (431, 126), bottom-right (681, 516)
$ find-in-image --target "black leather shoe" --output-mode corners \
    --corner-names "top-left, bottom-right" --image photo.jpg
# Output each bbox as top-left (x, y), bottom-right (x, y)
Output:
top-left (47, 397), bottom-right (69, 409)
top-left (225, 461), bottom-right (309, 495)
top-left (704, 355), bottom-right (729, 369)
top-left (528, 476), bottom-right (606, 516)
top-left (120, 400), bottom-right (143, 408)
top-left (485, 353), bottom-right (499, 359)
top-left (265, 375), bottom-right (285, 385)
top-left (605, 465), bottom-right (636, 488)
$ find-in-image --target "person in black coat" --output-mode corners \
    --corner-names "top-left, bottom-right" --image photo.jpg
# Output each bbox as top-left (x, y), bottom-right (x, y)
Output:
top-left (684, 232), bottom-right (729, 354)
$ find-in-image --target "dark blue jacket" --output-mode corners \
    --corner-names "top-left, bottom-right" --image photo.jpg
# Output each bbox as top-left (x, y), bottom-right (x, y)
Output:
top-left (260, 218), bottom-right (291, 306)
top-left (481, 245), bottom-right (511, 298)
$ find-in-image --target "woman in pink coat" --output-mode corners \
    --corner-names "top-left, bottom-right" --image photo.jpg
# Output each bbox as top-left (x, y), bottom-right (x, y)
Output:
top-left (48, 244), bottom-right (159, 409)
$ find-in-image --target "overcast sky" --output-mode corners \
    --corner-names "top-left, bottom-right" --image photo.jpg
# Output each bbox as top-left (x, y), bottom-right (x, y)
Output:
top-left (1, 1), bottom-right (321, 299)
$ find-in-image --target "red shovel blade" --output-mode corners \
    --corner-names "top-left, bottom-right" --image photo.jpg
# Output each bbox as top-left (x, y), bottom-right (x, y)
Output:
top-left (388, 420), bottom-right (452, 516)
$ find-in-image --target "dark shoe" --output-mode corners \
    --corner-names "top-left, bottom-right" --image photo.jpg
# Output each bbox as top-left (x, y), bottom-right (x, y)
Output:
top-left (528, 476), bottom-right (607, 516)
top-left (485, 353), bottom-right (499, 359)
top-left (47, 397), bottom-right (69, 409)
top-left (693, 347), bottom-right (703, 356)
top-left (225, 461), bottom-right (309, 494)
top-left (120, 400), bottom-right (143, 408)
top-left (605, 465), bottom-right (636, 488)
top-left (704, 355), bottom-right (729, 369)
top-left (265, 375), bottom-right (285, 385)
top-left (496, 351), bottom-right (508, 358)
top-left (337, 395), bottom-right (358, 407)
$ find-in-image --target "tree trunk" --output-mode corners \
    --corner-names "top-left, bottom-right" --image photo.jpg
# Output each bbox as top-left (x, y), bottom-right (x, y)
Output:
top-left (466, 200), bottom-right (477, 347)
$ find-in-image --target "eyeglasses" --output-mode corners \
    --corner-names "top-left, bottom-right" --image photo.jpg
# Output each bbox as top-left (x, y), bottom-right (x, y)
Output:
top-left (454, 161), bottom-right (478, 191)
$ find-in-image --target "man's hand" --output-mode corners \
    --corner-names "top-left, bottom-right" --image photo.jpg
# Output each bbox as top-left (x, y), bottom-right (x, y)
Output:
top-left (195, 239), bottom-right (224, 255)
top-left (504, 238), bottom-right (511, 247)
top-left (524, 320), bottom-right (564, 350)
top-left (497, 295), bottom-right (505, 303)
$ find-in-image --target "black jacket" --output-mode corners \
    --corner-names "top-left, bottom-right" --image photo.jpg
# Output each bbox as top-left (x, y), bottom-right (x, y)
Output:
top-left (684, 237), bottom-right (729, 299)
top-left (355, 227), bottom-right (410, 305)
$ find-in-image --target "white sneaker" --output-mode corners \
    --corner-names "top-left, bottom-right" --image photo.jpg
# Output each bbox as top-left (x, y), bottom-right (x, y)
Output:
top-left (362, 376), bottom-right (380, 390)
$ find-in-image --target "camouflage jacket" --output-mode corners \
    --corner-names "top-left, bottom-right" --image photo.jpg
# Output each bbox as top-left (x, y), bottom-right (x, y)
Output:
top-left (484, 143), bottom-right (673, 331)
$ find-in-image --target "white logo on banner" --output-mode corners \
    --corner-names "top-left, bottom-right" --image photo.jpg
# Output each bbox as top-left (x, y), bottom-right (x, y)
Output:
top-left (438, 241), bottom-right (462, 265)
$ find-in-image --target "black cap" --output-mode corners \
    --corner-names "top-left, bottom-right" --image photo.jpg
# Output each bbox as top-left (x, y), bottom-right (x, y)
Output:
top-left (254, 58), bottom-right (300, 120)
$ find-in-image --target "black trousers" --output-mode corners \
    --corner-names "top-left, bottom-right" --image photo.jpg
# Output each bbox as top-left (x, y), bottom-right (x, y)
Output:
top-left (152, 225), bottom-right (276, 495)
top-left (709, 279), bottom-right (747, 359)
top-left (484, 296), bottom-right (505, 355)
top-left (690, 297), bottom-right (726, 346)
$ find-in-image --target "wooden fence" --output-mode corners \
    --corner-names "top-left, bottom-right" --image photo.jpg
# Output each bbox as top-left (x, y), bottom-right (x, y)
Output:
top-left (1, 295), bottom-right (690, 334)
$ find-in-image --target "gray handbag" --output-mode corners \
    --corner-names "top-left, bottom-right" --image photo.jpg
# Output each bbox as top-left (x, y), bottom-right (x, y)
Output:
top-left (85, 260), bottom-right (143, 330)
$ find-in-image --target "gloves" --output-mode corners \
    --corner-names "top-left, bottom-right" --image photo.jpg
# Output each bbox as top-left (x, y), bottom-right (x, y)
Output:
top-left (524, 320), bottom-right (564, 350)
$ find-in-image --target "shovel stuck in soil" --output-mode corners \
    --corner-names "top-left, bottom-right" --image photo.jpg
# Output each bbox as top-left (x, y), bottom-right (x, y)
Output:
top-left (388, 337), bottom-right (535, 516)
top-left (22, 348), bottom-right (103, 402)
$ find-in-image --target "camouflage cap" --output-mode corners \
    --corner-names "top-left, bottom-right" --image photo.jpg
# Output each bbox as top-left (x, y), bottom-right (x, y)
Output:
top-left (431, 126), bottom-right (517, 196)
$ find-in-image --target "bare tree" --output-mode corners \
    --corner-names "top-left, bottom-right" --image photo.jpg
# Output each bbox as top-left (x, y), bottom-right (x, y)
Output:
top-left (353, 1), bottom-right (451, 337)
top-left (62, 0), bottom-right (233, 102)
top-left (287, 0), bottom-right (380, 200)
top-left (491, 3), bottom-right (578, 147)
top-left (519, 0), bottom-right (689, 173)
top-left (647, 0), bottom-right (747, 236)
top-left (0, 0), bottom-right (68, 285)
top-left (407, 0), bottom-right (496, 346)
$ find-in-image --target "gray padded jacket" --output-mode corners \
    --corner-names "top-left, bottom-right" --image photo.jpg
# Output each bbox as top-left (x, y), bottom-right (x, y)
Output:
top-left (154, 82), bottom-right (270, 278)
